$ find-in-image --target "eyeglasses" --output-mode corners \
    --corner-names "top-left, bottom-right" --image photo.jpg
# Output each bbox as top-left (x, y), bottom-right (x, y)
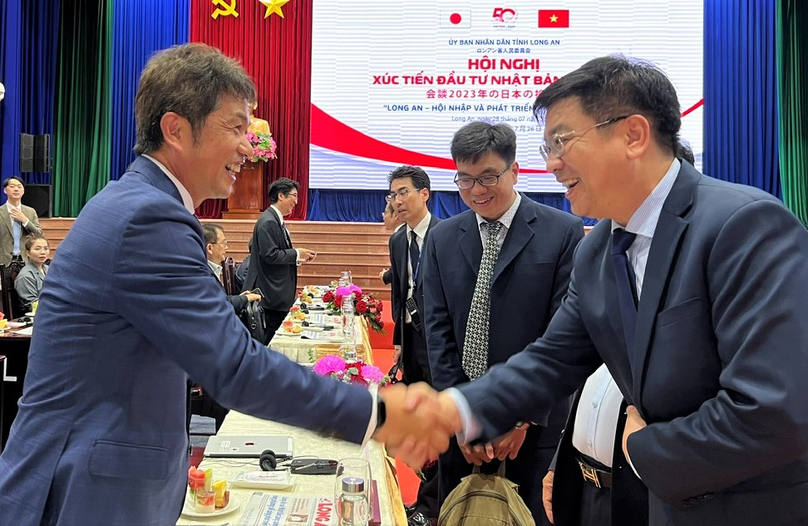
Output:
top-left (453, 167), bottom-right (510, 190)
top-left (287, 192), bottom-right (299, 199)
top-left (386, 187), bottom-right (416, 203)
top-left (539, 115), bottom-right (630, 162)
top-left (212, 240), bottom-right (228, 248)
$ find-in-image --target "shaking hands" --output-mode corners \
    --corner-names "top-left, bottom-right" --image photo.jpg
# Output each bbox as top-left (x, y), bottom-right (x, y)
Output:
top-left (372, 383), bottom-right (461, 469)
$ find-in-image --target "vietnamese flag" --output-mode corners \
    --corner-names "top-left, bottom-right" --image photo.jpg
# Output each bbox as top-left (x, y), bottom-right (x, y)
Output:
top-left (538, 10), bottom-right (570, 28)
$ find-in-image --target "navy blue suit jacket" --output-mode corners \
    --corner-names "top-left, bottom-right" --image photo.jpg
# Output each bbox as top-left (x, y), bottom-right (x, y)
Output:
top-left (423, 195), bottom-right (583, 440)
top-left (0, 157), bottom-right (372, 525)
top-left (459, 163), bottom-right (808, 525)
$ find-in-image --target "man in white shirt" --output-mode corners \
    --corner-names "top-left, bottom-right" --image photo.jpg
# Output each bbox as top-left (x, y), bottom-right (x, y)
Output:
top-left (1, 176), bottom-right (43, 266)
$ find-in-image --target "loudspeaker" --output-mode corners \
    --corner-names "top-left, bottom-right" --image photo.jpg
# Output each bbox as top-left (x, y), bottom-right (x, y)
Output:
top-left (33, 134), bottom-right (51, 173)
top-left (19, 133), bottom-right (34, 173)
top-left (21, 184), bottom-right (53, 218)
top-left (18, 133), bottom-right (51, 173)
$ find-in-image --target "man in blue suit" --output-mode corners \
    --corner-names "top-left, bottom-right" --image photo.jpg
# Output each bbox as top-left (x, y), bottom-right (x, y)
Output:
top-left (422, 122), bottom-right (583, 523)
top-left (0, 43), bottom-right (454, 526)
top-left (426, 56), bottom-right (808, 525)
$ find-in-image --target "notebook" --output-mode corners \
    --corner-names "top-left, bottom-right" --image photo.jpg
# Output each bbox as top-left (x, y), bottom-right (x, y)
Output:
top-left (203, 435), bottom-right (294, 458)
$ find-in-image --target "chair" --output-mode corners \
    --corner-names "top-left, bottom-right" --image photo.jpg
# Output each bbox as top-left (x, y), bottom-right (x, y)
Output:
top-left (222, 256), bottom-right (237, 295)
top-left (0, 264), bottom-right (24, 320)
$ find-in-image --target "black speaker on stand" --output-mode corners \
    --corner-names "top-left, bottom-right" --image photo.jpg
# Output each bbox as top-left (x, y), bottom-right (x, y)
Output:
top-left (18, 133), bottom-right (51, 173)
top-left (21, 184), bottom-right (53, 218)
top-left (19, 133), bottom-right (35, 173)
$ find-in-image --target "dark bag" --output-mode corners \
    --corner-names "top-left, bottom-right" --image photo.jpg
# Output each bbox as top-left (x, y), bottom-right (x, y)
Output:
top-left (240, 300), bottom-right (268, 344)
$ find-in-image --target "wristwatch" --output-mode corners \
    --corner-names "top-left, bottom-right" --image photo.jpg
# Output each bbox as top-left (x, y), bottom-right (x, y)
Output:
top-left (376, 397), bottom-right (387, 428)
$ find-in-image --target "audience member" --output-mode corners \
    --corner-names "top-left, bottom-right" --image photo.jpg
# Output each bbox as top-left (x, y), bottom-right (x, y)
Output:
top-left (0, 43), bottom-right (454, 526)
top-left (242, 178), bottom-right (316, 341)
top-left (387, 165), bottom-right (441, 525)
top-left (422, 121), bottom-right (584, 524)
top-left (431, 55), bottom-right (808, 526)
top-left (1, 176), bottom-right (42, 266)
top-left (14, 234), bottom-right (49, 312)
top-left (202, 223), bottom-right (261, 312)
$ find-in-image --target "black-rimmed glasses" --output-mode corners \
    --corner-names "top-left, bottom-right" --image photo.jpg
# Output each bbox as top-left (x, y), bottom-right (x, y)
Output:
top-left (539, 115), bottom-right (630, 162)
top-left (386, 187), bottom-right (415, 202)
top-left (453, 166), bottom-right (510, 190)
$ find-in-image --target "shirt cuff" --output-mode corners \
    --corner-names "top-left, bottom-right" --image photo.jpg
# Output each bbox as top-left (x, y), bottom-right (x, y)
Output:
top-left (22, 220), bottom-right (29, 228)
top-left (295, 248), bottom-right (301, 266)
top-left (361, 386), bottom-right (379, 447)
top-left (445, 387), bottom-right (481, 445)
top-left (625, 434), bottom-right (642, 479)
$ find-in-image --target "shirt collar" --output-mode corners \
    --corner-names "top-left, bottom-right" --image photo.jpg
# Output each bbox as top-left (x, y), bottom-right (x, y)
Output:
top-left (408, 211), bottom-right (432, 240)
top-left (270, 204), bottom-right (285, 225)
top-left (207, 259), bottom-right (222, 277)
top-left (142, 154), bottom-right (195, 214)
top-left (476, 191), bottom-right (521, 230)
top-left (611, 158), bottom-right (680, 237)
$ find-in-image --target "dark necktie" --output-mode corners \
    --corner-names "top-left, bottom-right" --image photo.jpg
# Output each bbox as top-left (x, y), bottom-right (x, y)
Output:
top-left (612, 229), bottom-right (638, 351)
top-left (409, 231), bottom-right (420, 283)
top-left (462, 221), bottom-right (503, 379)
top-left (283, 224), bottom-right (292, 246)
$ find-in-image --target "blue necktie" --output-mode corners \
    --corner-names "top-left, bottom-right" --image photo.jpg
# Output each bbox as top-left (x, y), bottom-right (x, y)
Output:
top-left (12, 211), bottom-right (21, 255)
top-left (612, 229), bottom-right (638, 351)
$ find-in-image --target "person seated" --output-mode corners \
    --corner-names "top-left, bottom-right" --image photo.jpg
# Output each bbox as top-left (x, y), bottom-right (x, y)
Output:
top-left (14, 235), bottom-right (50, 313)
top-left (202, 223), bottom-right (260, 313)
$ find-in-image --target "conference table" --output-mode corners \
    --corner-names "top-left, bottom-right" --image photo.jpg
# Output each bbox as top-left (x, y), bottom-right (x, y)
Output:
top-left (0, 319), bottom-right (33, 450)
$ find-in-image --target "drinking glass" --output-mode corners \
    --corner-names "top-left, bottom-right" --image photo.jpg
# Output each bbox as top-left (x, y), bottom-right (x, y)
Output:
top-left (334, 457), bottom-right (371, 526)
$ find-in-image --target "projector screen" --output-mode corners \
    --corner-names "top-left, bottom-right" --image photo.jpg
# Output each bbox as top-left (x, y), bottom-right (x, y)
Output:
top-left (310, 0), bottom-right (703, 191)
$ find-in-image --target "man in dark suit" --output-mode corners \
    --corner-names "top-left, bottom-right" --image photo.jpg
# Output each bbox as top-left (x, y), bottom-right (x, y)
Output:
top-left (541, 145), bottom-right (695, 526)
top-left (387, 165), bottom-right (441, 524)
top-left (379, 201), bottom-right (404, 285)
top-left (422, 121), bottom-right (584, 524)
top-left (243, 178), bottom-right (317, 341)
top-left (432, 55), bottom-right (808, 526)
top-left (0, 43), bottom-right (453, 526)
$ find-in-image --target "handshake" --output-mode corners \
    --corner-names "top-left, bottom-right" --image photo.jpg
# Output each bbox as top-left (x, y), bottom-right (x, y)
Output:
top-left (372, 383), bottom-right (462, 468)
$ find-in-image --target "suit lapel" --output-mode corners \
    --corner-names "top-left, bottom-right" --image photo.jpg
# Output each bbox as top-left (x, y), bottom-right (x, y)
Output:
top-left (0, 207), bottom-right (11, 237)
top-left (631, 164), bottom-right (697, 406)
top-left (458, 212), bottom-right (483, 276)
top-left (492, 197), bottom-right (535, 284)
top-left (415, 215), bottom-right (440, 290)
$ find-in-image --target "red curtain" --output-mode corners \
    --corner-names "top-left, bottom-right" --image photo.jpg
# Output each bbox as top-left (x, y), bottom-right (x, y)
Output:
top-left (191, 0), bottom-right (312, 219)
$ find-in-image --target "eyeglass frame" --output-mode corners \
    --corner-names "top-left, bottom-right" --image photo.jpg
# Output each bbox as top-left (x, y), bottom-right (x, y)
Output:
top-left (210, 239), bottom-right (228, 248)
top-left (539, 115), bottom-right (631, 162)
top-left (453, 166), bottom-right (511, 190)
top-left (385, 186), bottom-right (423, 203)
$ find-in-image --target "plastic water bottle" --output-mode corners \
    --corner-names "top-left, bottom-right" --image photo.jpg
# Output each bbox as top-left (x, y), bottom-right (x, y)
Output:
top-left (342, 293), bottom-right (356, 346)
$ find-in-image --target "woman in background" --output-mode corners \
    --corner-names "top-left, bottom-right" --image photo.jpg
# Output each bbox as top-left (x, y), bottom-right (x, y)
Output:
top-left (15, 234), bottom-right (50, 312)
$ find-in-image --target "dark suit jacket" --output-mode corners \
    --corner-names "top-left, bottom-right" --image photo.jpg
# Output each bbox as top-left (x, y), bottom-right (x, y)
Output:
top-left (389, 215), bottom-right (440, 347)
top-left (243, 206), bottom-right (298, 312)
top-left (0, 157), bottom-right (373, 525)
top-left (551, 391), bottom-right (648, 526)
top-left (382, 267), bottom-right (392, 285)
top-left (459, 162), bottom-right (808, 525)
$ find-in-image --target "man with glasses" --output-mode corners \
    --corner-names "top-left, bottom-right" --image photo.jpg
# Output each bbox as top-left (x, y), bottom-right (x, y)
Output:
top-left (243, 177), bottom-right (316, 341)
top-left (421, 121), bottom-right (584, 524)
top-left (426, 55), bottom-right (808, 526)
top-left (1, 176), bottom-right (43, 266)
top-left (386, 165), bottom-right (441, 525)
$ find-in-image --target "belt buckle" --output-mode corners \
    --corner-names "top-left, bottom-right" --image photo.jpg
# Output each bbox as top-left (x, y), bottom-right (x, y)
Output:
top-left (578, 460), bottom-right (601, 489)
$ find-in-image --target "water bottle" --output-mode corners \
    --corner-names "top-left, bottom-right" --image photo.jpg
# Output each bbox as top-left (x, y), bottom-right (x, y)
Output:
top-left (342, 293), bottom-right (355, 345)
top-left (337, 477), bottom-right (369, 526)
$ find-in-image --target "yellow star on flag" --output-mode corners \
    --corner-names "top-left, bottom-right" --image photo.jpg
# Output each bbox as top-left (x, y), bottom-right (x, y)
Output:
top-left (259, 0), bottom-right (291, 19)
top-left (550, 14), bottom-right (558, 23)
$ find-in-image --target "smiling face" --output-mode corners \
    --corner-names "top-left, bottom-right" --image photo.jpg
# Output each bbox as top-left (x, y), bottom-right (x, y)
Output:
top-left (455, 151), bottom-right (518, 222)
top-left (275, 188), bottom-right (299, 217)
top-left (174, 95), bottom-right (253, 204)
top-left (542, 97), bottom-right (628, 221)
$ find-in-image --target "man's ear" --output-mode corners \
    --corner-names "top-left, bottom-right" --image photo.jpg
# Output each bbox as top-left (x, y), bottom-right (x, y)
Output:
top-left (205, 243), bottom-right (214, 256)
top-left (624, 114), bottom-right (651, 160)
top-left (160, 112), bottom-right (186, 150)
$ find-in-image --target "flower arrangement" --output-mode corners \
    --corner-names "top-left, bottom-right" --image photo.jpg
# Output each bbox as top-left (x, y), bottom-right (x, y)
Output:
top-left (245, 130), bottom-right (277, 162)
top-left (321, 284), bottom-right (386, 335)
top-left (312, 355), bottom-right (389, 387)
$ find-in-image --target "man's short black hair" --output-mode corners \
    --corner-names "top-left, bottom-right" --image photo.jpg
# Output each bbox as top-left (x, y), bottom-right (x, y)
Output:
top-left (387, 165), bottom-right (431, 192)
top-left (202, 223), bottom-right (224, 245)
top-left (533, 55), bottom-right (681, 156)
top-left (3, 176), bottom-right (24, 188)
top-left (269, 178), bottom-right (300, 204)
top-left (450, 121), bottom-right (517, 166)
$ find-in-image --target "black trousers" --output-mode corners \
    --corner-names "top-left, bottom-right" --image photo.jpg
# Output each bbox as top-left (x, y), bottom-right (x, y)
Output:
top-left (263, 309), bottom-right (288, 343)
top-left (402, 322), bottom-right (438, 517)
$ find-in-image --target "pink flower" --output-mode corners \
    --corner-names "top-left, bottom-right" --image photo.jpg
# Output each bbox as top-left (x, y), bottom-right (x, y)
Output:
top-left (361, 365), bottom-right (385, 384)
top-left (313, 355), bottom-right (346, 376)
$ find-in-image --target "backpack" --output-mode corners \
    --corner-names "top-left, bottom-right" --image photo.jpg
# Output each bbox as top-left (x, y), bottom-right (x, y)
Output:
top-left (438, 463), bottom-right (535, 526)
top-left (240, 300), bottom-right (268, 344)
